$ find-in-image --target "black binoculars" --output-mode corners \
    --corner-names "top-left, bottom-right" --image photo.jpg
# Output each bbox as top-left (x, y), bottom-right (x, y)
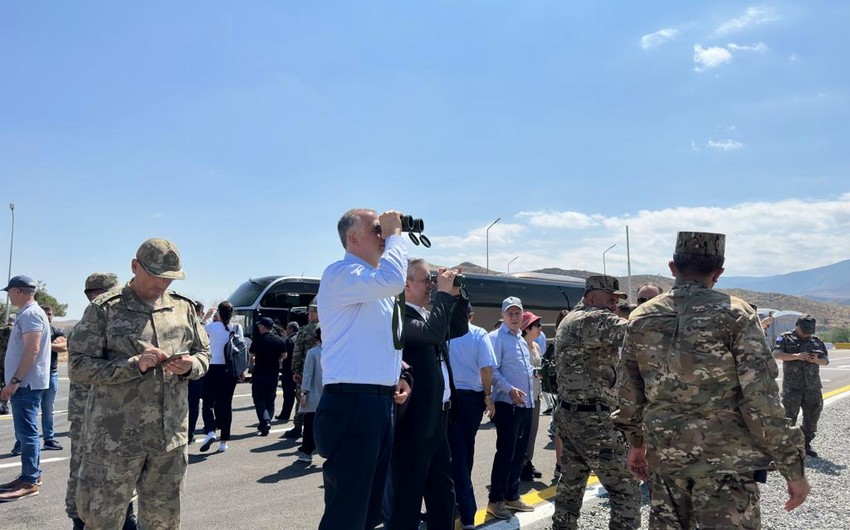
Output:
top-left (400, 215), bottom-right (430, 247)
top-left (429, 272), bottom-right (466, 288)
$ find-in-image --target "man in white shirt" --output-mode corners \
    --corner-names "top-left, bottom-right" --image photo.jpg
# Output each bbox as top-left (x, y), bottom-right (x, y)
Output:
top-left (315, 208), bottom-right (412, 530)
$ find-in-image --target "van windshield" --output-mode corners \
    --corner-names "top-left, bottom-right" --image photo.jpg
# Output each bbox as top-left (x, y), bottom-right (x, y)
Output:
top-left (228, 277), bottom-right (277, 307)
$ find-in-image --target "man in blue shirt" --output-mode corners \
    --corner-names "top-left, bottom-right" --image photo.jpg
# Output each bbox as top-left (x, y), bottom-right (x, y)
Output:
top-left (486, 296), bottom-right (536, 519)
top-left (315, 208), bottom-right (412, 530)
top-left (448, 304), bottom-right (497, 529)
top-left (0, 275), bottom-right (51, 503)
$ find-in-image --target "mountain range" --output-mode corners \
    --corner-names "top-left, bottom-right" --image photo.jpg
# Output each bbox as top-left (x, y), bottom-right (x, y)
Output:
top-left (455, 259), bottom-right (850, 330)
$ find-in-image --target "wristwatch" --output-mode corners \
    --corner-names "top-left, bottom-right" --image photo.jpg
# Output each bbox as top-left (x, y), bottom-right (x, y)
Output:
top-left (10, 377), bottom-right (22, 385)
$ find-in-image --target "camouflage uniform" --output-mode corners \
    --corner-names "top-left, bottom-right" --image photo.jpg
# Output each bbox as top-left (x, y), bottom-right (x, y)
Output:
top-left (614, 232), bottom-right (806, 530)
top-left (68, 240), bottom-right (210, 529)
top-left (65, 272), bottom-right (120, 521)
top-left (552, 275), bottom-right (641, 530)
top-left (290, 310), bottom-right (319, 431)
top-left (773, 321), bottom-right (827, 448)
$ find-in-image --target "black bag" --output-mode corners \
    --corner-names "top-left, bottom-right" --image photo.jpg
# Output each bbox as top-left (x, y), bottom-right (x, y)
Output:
top-left (540, 342), bottom-right (558, 395)
top-left (223, 324), bottom-right (248, 377)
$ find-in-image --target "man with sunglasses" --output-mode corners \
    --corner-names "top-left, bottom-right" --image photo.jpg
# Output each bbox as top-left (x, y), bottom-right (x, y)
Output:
top-left (635, 283), bottom-right (663, 305)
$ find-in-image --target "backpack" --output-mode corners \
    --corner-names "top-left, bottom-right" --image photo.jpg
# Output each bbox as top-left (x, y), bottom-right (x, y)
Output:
top-left (223, 324), bottom-right (249, 377)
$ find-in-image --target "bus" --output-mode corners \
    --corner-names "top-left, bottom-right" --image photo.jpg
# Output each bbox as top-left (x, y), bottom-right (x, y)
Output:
top-left (227, 271), bottom-right (585, 339)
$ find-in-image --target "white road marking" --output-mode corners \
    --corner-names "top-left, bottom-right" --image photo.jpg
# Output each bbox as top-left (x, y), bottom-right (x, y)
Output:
top-left (0, 457), bottom-right (68, 470)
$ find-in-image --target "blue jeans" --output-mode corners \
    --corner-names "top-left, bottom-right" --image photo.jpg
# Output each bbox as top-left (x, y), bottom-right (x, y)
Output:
top-left (41, 371), bottom-right (59, 441)
top-left (11, 386), bottom-right (45, 483)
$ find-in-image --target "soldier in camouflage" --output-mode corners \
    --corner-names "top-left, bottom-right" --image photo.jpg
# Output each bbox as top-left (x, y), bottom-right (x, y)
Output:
top-left (68, 239), bottom-right (211, 529)
top-left (0, 324), bottom-right (9, 415)
top-left (285, 299), bottom-right (319, 438)
top-left (614, 231), bottom-right (810, 529)
top-left (773, 314), bottom-right (829, 458)
top-left (552, 275), bottom-right (641, 530)
top-left (66, 272), bottom-right (124, 529)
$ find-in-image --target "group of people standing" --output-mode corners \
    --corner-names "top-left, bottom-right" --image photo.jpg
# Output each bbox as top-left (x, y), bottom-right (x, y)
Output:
top-left (0, 214), bottom-right (829, 530)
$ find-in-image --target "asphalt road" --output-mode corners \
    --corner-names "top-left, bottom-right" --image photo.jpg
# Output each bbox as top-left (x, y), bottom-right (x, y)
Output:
top-left (1, 349), bottom-right (848, 530)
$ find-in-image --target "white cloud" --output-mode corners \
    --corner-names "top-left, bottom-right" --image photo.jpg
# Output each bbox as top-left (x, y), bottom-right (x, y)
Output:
top-left (694, 44), bottom-right (732, 71)
top-left (517, 210), bottom-right (599, 229)
top-left (640, 28), bottom-right (680, 50)
top-left (716, 6), bottom-right (780, 35)
top-left (707, 139), bottom-right (744, 150)
top-left (426, 195), bottom-right (850, 278)
top-left (727, 42), bottom-right (768, 52)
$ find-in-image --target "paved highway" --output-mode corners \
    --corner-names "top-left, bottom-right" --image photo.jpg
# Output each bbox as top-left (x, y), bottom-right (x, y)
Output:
top-left (1, 350), bottom-right (848, 529)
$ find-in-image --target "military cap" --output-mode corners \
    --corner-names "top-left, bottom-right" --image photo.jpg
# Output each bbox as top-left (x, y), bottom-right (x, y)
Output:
top-left (585, 275), bottom-right (628, 299)
top-left (675, 231), bottom-right (725, 256)
top-left (308, 296), bottom-right (318, 310)
top-left (135, 238), bottom-right (186, 280)
top-left (84, 272), bottom-right (120, 292)
top-left (2, 275), bottom-right (37, 291)
top-left (796, 314), bottom-right (816, 334)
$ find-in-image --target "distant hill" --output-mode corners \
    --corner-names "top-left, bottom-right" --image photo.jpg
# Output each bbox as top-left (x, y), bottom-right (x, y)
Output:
top-left (717, 259), bottom-right (850, 305)
top-left (450, 262), bottom-right (850, 330)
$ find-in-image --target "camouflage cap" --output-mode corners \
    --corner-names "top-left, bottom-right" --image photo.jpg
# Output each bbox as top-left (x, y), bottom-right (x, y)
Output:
top-left (308, 296), bottom-right (318, 311)
top-left (135, 238), bottom-right (186, 280)
top-left (675, 231), bottom-right (725, 257)
top-left (585, 275), bottom-right (628, 299)
top-left (796, 314), bottom-right (816, 333)
top-left (84, 272), bottom-right (119, 292)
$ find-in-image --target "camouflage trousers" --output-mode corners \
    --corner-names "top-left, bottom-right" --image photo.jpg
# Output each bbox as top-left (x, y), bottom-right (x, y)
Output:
top-left (552, 408), bottom-right (641, 530)
top-left (648, 472), bottom-right (761, 530)
top-left (65, 382), bottom-right (88, 518)
top-left (77, 445), bottom-right (188, 530)
top-left (782, 386), bottom-right (823, 443)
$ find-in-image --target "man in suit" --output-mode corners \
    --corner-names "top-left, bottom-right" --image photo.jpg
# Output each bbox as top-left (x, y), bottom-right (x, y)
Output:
top-left (389, 259), bottom-right (468, 530)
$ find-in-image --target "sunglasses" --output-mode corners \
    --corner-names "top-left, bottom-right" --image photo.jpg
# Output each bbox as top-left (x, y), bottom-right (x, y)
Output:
top-left (637, 298), bottom-right (649, 304)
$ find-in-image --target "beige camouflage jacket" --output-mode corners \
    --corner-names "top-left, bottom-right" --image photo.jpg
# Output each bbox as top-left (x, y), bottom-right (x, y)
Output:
top-left (68, 285), bottom-right (210, 454)
top-left (614, 280), bottom-right (805, 481)
top-left (291, 322), bottom-right (319, 376)
top-left (554, 301), bottom-right (627, 408)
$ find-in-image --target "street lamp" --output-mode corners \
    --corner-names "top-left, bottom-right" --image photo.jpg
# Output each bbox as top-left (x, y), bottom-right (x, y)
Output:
top-left (485, 217), bottom-right (501, 274)
top-left (4, 202), bottom-right (14, 324)
top-left (507, 256), bottom-right (519, 274)
top-left (602, 243), bottom-right (616, 276)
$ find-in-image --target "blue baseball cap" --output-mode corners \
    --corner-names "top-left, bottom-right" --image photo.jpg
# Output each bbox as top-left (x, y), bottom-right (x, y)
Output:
top-left (2, 275), bottom-right (37, 291)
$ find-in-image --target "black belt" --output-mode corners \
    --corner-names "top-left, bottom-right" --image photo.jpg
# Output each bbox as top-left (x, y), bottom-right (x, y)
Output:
top-left (324, 383), bottom-right (395, 397)
top-left (441, 400), bottom-right (452, 411)
top-left (560, 400), bottom-right (610, 413)
top-left (456, 389), bottom-right (483, 395)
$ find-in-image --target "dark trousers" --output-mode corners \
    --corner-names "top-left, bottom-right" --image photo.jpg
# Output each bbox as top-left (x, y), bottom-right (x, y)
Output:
top-left (251, 374), bottom-right (278, 427)
top-left (489, 401), bottom-right (532, 502)
top-left (315, 391), bottom-right (394, 530)
top-left (448, 390), bottom-right (486, 525)
top-left (201, 364), bottom-right (238, 441)
top-left (188, 378), bottom-right (204, 437)
top-left (298, 412), bottom-right (316, 455)
top-left (279, 370), bottom-right (297, 420)
top-left (390, 413), bottom-right (455, 530)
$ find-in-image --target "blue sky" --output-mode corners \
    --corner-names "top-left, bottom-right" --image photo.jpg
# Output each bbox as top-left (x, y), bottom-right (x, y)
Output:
top-left (2, 2), bottom-right (849, 318)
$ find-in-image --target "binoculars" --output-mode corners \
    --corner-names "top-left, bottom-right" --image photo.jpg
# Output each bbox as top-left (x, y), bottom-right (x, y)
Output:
top-left (400, 215), bottom-right (430, 247)
top-left (430, 271), bottom-right (466, 288)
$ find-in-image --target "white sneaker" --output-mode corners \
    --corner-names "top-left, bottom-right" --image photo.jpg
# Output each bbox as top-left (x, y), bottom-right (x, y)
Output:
top-left (296, 451), bottom-right (313, 463)
top-left (199, 432), bottom-right (217, 452)
top-left (217, 441), bottom-right (228, 453)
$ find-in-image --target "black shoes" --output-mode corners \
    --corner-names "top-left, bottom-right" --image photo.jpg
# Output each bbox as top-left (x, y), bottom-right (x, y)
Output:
top-left (521, 461), bottom-right (542, 481)
top-left (805, 443), bottom-right (819, 458)
top-left (283, 428), bottom-right (302, 439)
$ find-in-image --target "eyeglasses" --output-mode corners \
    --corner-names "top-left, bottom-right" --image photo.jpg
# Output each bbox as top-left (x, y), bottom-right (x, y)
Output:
top-left (637, 298), bottom-right (649, 304)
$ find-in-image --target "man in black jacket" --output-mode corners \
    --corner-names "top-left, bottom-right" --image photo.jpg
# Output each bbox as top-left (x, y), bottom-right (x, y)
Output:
top-left (389, 259), bottom-right (468, 530)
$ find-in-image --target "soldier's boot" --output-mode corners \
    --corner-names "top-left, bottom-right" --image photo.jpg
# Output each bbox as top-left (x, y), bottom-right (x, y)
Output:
top-left (0, 400), bottom-right (9, 415)
top-left (72, 517), bottom-right (85, 530)
top-left (284, 413), bottom-right (303, 439)
top-left (804, 442), bottom-right (818, 458)
top-left (122, 502), bottom-right (138, 530)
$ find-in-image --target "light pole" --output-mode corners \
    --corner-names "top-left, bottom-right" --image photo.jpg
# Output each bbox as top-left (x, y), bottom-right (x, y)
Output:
top-left (602, 243), bottom-right (616, 276)
top-left (485, 217), bottom-right (501, 274)
top-left (507, 256), bottom-right (519, 274)
top-left (4, 202), bottom-right (14, 324)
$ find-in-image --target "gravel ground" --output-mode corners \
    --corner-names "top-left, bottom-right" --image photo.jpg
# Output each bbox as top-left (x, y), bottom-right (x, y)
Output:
top-left (572, 393), bottom-right (850, 529)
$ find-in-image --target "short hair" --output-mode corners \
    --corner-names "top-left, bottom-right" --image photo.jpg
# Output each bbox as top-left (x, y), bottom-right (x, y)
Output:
top-left (672, 252), bottom-right (725, 275)
top-left (638, 283), bottom-right (663, 296)
top-left (336, 208), bottom-right (374, 249)
top-left (194, 301), bottom-right (205, 313)
top-left (287, 322), bottom-right (300, 333)
top-left (40, 304), bottom-right (53, 313)
top-left (407, 258), bottom-right (428, 281)
top-left (17, 287), bottom-right (36, 296)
